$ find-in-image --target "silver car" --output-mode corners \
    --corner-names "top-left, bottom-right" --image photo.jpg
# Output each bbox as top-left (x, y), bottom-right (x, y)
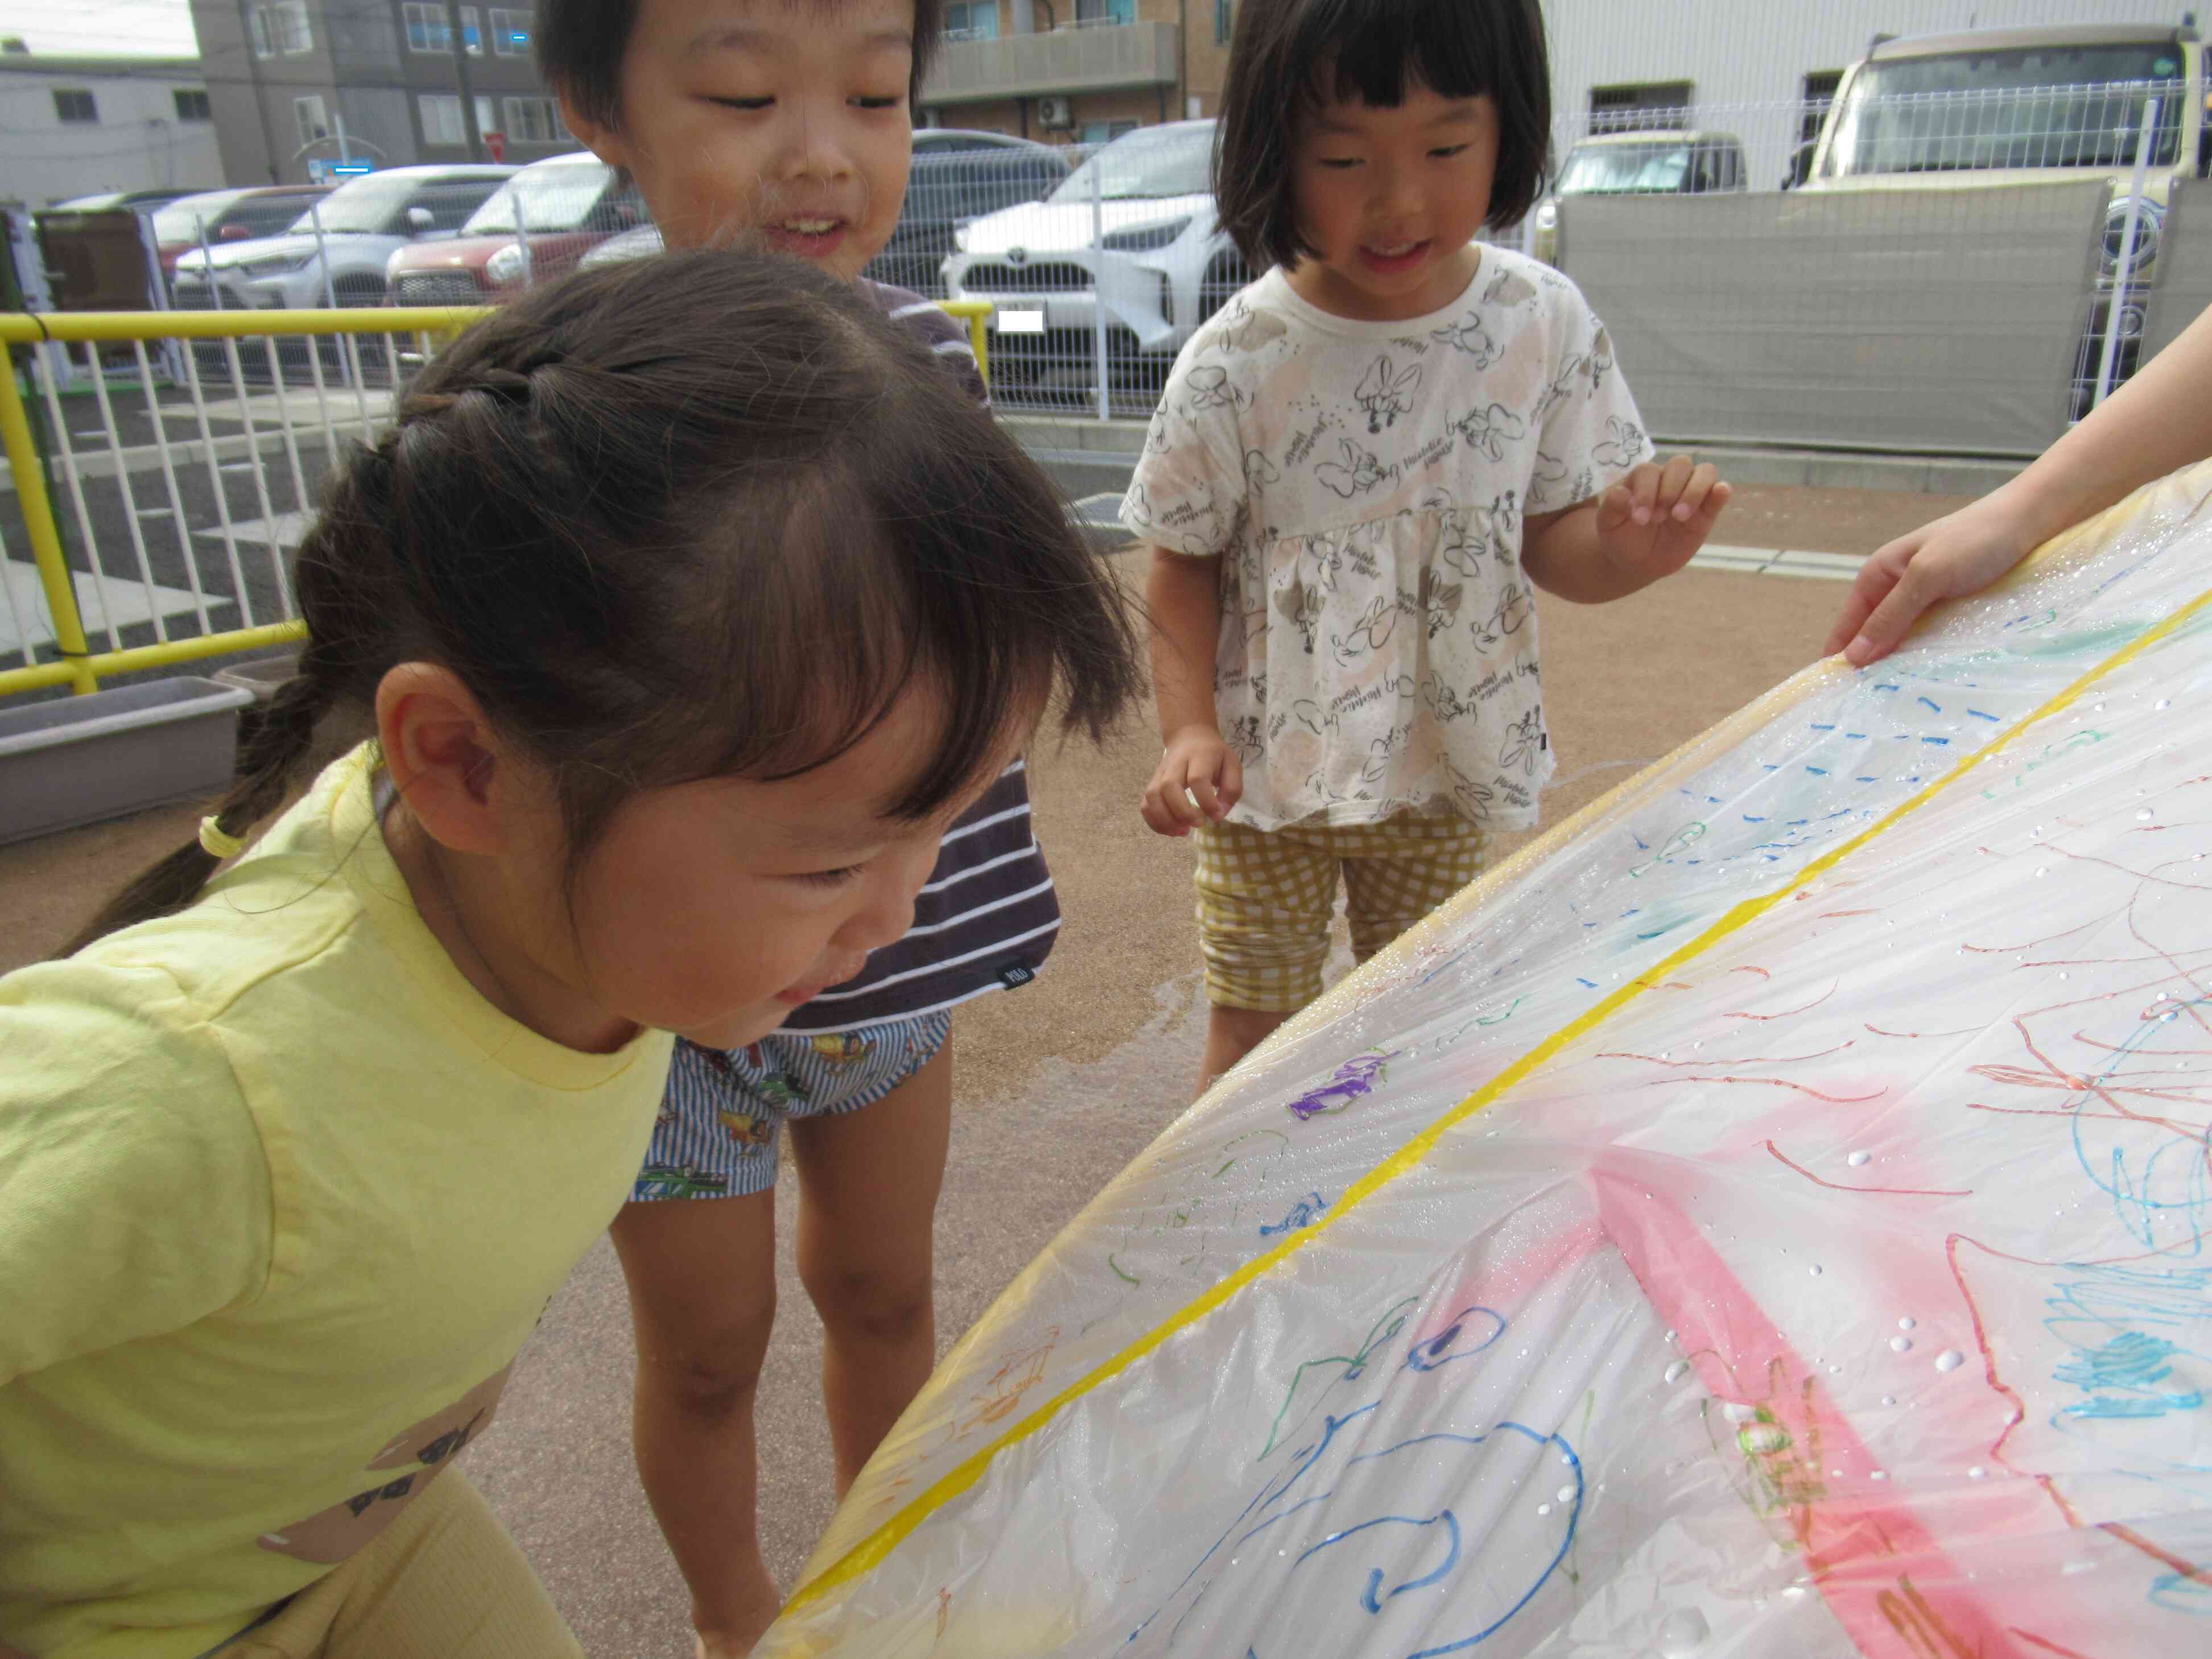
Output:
top-left (171, 164), bottom-right (515, 310)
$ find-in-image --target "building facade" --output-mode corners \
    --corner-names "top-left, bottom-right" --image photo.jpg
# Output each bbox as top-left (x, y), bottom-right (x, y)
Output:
top-left (923, 0), bottom-right (2189, 171)
top-left (189, 1), bottom-right (572, 186)
top-left (0, 53), bottom-right (222, 207)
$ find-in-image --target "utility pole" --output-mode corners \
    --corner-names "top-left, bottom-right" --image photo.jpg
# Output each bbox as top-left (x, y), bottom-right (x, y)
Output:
top-left (445, 1), bottom-right (486, 160)
top-left (234, 0), bottom-right (283, 182)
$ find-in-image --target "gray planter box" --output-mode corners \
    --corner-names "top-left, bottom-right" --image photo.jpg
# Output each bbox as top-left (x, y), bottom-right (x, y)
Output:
top-left (212, 653), bottom-right (300, 704)
top-left (0, 678), bottom-right (254, 847)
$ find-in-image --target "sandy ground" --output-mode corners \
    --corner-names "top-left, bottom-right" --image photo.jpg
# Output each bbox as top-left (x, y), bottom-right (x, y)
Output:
top-left (0, 486), bottom-right (1951, 1656)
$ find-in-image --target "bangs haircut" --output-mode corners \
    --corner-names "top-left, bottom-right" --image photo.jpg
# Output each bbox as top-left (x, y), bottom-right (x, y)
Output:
top-left (1214, 0), bottom-right (1553, 274)
top-left (539, 0), bottom-right (948, 133)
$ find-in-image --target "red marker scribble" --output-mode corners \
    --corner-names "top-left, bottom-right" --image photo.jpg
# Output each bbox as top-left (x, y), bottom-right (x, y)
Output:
top-left (2011, 1629), bottom-right (2106, 1659)
top-left (1764, 1141), bottom-right (1971, 1198)
top-left (1727, 983), bottom-right (1838, 1022)
top-left (1597, 1041), bottom-right (1855, 1068)
top-left (2098, 1521), bottom-right (2212, 1591)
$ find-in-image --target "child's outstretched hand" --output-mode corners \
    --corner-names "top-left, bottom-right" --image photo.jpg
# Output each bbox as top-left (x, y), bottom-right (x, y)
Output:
top-left (1823, 492), bottom-right (2040, 667)
top-left (1142, 725), bottom-right (1242, 837)
top-left (1595, 455), bottom-right (1732, 583)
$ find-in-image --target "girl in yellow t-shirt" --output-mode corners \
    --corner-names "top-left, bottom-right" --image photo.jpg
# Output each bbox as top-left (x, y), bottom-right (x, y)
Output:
top-left (0, 250), bottom-right (1139, 1659)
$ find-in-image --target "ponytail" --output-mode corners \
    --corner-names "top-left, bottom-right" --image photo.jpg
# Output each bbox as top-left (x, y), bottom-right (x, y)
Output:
top-left (59, 657), bottom-right (338, 956)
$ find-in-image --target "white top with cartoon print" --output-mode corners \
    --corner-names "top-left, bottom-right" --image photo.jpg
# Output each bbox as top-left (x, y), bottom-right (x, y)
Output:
top-left (1121, 247), bottom-right (1652, 832)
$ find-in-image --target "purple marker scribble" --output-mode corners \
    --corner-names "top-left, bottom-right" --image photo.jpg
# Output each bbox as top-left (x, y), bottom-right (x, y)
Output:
top-left (1286, 1053), bottom-right (1396, 1121)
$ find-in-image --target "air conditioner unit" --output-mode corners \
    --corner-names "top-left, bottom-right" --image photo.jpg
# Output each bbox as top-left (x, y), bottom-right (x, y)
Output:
top-left (1037, 96), bottom-right (1073, 129)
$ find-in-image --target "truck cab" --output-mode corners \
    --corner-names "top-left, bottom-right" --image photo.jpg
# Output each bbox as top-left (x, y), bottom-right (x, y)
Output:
top-left (1800, 22), bottom-right (2206, 409)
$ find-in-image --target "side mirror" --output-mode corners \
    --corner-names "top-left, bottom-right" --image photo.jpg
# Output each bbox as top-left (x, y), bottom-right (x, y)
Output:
top-left (406, 206), bottom-right (435, 230)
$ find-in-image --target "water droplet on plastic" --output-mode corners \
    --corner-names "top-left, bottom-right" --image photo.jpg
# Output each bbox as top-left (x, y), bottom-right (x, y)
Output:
top-left (1890, 1336), bottom-right (1913, 1352)
top-left (2034, 866), bottom-right (2048, 877)
top-left (1847, 1150), bottom-right (1871, 1167)
top-left (1536, 1503), bottom-right (1551, 1516)
top-left (1809, 1264), bottom-right (1823, 1277)
top-left (1871, 1469), bottom-right (1888, 1480)
top-left (1656, 1607), bottom-right (1710, 1657)
top-left (1899, 1316), bottom-right (1917, 1331)
top-left (1968, 1466), bottom-right (1986, 1479)
top-left (2137, 808), bottom-right (2154, 822)
top-left (1556, 1484), bottom-right (1577, 1505)
top-left (1665, 1359), bottom-right (1691, 1384)
top-left (1881, 1395), bottom-right (1897, 1406)
top-left (2157, 698), bottom-right (2173, 710)
top-left (1827, 1363), bottom-right (1842, 1375)
top-left (1722, 1402), bottom-right (1756, 1422)
top-left (1935, 1349), bottom-right (1966, 1372)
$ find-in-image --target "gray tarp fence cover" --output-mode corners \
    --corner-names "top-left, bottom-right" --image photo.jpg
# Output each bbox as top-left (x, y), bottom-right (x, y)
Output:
top-left (1559, 180), bottom-right (2111, 458)
top-left (2142, 178), bottom-right (2212, 368)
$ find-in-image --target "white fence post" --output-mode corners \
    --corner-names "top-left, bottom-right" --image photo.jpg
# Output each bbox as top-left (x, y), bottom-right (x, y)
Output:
top-left (1091, 154), bottom-right (1109, 422)
top-left (2092, 92), bottom-right (2159, 411)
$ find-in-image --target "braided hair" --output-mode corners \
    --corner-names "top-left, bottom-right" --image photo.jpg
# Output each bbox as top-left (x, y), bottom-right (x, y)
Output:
top-left (65, 249), bottom-right (1140, 954)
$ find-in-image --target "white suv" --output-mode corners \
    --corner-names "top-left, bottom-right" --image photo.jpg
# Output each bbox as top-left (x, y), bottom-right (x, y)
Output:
top-left (941, 121), bottom-right (1251, 388)
top-left (171, 164), bottom-right (515, 311)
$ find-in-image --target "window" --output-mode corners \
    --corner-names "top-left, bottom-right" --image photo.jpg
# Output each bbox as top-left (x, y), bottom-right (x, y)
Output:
top-left (1078, 119), bottom-right (1138, 145)
top-left (1216, 0), bottom-right (1232, 46)
top-left (174, 88), bottom-right (212, 122)
top-left (944, 2), bottom-right (996, 40)
top-left (53, 88), bottom-right (97, 123)
top-left (419, 92), bottom-right (497, 146)
top-left (294, 94), bottom-right (328, 148)
top-left (1800, 69), bottom-right (1842, 147)
top-left (1074, 0), bottom-right (1134, 24)
top-left (501, 96), bottom-right (568, 145)
top-left (402, 3), bottom-right (482, 56)
top-left (1589, 80), bottom-right (1693, 134)
top-left (490, 7), bottom-right (532, 55)
top-left (251, 2), bottom-right (313, 57)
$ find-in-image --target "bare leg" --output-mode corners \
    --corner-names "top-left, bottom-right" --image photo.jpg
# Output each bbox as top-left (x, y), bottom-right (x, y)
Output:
top-left (787, 1036), bottom-right (954, 1495)
top-left (1197, 1003), bottom-right (1292, 1097)
top-left (609, 1191), bottom-right (783, 1658)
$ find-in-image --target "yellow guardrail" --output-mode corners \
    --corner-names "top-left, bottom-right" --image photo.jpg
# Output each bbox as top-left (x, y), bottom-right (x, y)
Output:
top-left (0, 296), bottom-right (992, 700)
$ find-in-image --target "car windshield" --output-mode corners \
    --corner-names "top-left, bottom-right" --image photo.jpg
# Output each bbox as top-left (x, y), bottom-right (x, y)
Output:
top-left (152, 190), bottom-right (251, 241)
top-left (289, 174), bottom-right (473, 234)
top-left (1557, 142), bottom-right (1692, 194)
top-left (463, 162), bottom-right (620, 232)
top-left (1827, 44), bottom-right (2185, 175)
top-left (1050, 126), bottom-right (1212, 203)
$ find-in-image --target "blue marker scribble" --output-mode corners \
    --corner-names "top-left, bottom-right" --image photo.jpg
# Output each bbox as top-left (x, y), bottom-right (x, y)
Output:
top-left (1261, 1192), bottom-right (1331, 1239)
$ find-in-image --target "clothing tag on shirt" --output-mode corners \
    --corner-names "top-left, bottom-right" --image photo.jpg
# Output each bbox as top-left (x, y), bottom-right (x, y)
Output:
top-left (996, 963), bottom-right (1037, 991)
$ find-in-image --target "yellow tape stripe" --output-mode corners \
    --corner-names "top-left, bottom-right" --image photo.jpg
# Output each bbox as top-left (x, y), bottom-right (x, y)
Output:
top-left (786, 577), bottom-right (2212, 1614)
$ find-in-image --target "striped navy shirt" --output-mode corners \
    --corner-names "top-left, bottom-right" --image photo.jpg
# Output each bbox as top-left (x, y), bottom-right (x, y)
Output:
top-left (770, 281), bottom-right (1053, 1033)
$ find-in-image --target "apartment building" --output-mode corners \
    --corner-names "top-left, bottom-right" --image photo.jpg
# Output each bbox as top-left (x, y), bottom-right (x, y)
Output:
top-left (189, 1), bottom-right (572, 185)
top-left (0, 52), bottom-right (221, 207)
top-left (920, 0), bottom-right (1232, 144)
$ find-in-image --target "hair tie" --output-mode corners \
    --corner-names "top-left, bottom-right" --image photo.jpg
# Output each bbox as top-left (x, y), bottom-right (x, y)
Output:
top-left (199, 816), bottom-right (247, 860)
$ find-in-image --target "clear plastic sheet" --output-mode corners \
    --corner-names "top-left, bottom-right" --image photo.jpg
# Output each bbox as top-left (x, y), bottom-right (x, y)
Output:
top-left (764, 463), bottom-right (2212, 1657)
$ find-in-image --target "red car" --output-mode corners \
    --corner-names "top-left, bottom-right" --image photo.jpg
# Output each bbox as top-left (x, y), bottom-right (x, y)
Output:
top-left (148, 185), bottom-right (333, 278)
top-left (385, 151), bottom-right (646, 304)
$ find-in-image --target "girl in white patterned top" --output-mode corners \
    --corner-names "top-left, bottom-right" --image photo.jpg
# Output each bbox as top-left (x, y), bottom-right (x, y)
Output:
top-left (1125, 0), bottom-right (1735, 1092)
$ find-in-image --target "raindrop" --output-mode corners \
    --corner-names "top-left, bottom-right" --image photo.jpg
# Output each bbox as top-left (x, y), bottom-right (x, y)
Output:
top-left (1556, 1484), bottom-right (1577, 1505)
top-left (1871, 1469), bottom-right (1889, 1481)
top-left (1968, 1466), bottom-right (1987, 1480)
top-left (1934, 1349), bottom-right (1966, 1373)
top-left (1890, 1336), bottom-right (1914, 1353)
top-left (2137, 808), bottom-right (2155, 822)
top-left (1809, 1264), bottom-right (1824, 1277)
top-left (2034, 866), bottom-right (2048, 877)
top-left (1738, 1422), bottom-right (1790, 1455)
top-left (2157, 698), bottom-right (2173, 710)
top-left (1536, 1503), bottom-right (1551, 1516)
top-left (1881, 1396), bottom-right (1897, 1407)
top-left (1722, 1402), bottom-right (1757, 1422)
top-left (1827, 1364), bottom-right (1842, 1375)
top-left (1656, 1608), bottom-right (1710, 1657)
top-left (1898, 1317), bottom-right (1917, 1331)
top-left (1847, 1150), bottom-right (1872, 1168)
top-left (1665, 1359), bottom-right (1691, 1384)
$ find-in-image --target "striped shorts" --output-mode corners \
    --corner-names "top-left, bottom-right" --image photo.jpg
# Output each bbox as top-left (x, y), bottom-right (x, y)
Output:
top-left (1192, 815), bottom-right (1491, 1014)
top-left (630, 1013), bottom-right (953, 1203)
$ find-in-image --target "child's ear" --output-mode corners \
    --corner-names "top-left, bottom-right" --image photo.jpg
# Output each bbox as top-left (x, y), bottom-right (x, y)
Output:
top-left (559, 89), bottom-right (625, 169)
top-left (375, 663), bottom-right (529, 857)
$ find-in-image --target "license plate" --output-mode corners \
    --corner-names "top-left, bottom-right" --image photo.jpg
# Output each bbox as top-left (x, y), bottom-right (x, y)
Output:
top-left (993, 308), bottom-right (1045, 335)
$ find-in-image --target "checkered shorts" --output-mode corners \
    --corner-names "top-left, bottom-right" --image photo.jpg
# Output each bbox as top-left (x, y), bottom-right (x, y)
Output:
top-left (630, 1013), bottom-right (952, 1202)
top-left (1191, 815), bottom-right (1491, 1014)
